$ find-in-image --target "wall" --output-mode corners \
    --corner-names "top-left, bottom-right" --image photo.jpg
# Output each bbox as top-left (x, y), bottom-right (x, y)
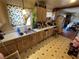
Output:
top-left (71, 13), bottom-right (79, 23)
top-left (0, 1), bottom-right (13, 33)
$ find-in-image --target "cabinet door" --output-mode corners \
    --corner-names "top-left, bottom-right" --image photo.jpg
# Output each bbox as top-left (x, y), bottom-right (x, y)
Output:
top-left (35, 32), bottom-right (40, 43)
top-left (49, 28), bottom-right (53, 36)
top-left (0, 46), bottom-right (8, 56)
top-left (37, 7), bottom-right (46, 22)
top-left (44, 29), bottom-right (49, 39)
top-left (6, 0), bottom-right (23, 7)
top-left (42, 30), bottom-right (45, 40)
top-left (23, 0), bottom-right (36, 8)
top-left (17, 38), bottom-right (24, 53)
top-left (22, 35), bottom-right (33, 51)
top-left (0, 40), bottom-right (17, 56)
top-left (39, 31), bottom-right (44, 41)
top-left (5, 43), bottom-right (17, 55)
top-left (31, 33), bottom-right (37, 45)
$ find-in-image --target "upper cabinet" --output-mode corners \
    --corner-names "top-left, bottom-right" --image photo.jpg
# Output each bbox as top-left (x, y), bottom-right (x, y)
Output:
top-left (6, 0), bottom-right (23, 7)
top-left (6, 0), bottom-right (36, 9)
top-left (37, 7), bottom-right (46, 22)
top-left (24, 0), bottom-right (36, 9)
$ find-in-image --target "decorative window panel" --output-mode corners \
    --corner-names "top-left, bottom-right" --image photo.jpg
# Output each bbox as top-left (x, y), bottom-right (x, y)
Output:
top-left (7, 5), bottom-right (25, 27)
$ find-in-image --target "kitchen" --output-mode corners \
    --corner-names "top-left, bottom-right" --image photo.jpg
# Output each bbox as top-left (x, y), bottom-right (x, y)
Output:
top-left (0, 0), bottom-right (79, 59)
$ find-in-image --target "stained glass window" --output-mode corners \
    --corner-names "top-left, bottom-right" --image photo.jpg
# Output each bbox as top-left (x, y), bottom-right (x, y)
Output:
top-left (7, 5), bottom-right (25, 27)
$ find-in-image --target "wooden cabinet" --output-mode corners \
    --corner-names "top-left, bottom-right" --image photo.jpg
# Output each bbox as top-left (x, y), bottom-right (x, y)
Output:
top-left (0, 46), bottom-right (8, 56)
top-left (22, 35), bottom-right (33, 51)
top-left (0, 28), bottom-right (54, 55)
top-left (48, 28), bottom-right (53, 37)
top-left (5, 43), bottom-right (17, 55)
top-left (55, 16), bottom-right (64, 33)
top-left (37, 7), bottom-right (46, 22)
top-left (31, 33), bottom-right (37, 45)
top-left (43, 30), bottom-right (47, 39)
top-left (16, 38), bottom-right (23, 53)
top-left (6, 0), bottom-right (23, 7)
top-left (4, 40), bottom-right (17, 55)
top-left (43, 28), bottom-right (54, 39)
top-left (38, 31), bottom-right (44, 41)
top-left (23, 0), bottom-right (36, 8)
top-left (0, 40), bottom-right (17, 56)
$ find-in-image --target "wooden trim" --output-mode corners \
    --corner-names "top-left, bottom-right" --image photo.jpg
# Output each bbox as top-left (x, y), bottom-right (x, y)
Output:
top-left (53, 4), bottom-right (79, 11)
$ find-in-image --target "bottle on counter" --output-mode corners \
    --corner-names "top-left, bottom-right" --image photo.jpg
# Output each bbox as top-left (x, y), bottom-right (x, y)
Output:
top-left (24, 25), bottom-right (28, 33)
top-left (16, 26), bottom-right (23, 35)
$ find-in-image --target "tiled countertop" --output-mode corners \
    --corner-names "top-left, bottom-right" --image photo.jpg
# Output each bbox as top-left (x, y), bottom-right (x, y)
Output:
top-left (1, 26), bottom-right (56, 43)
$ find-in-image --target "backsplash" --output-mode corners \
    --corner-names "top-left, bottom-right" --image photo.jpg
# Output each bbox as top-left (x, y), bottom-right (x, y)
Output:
top-left (7, 5), bottom-right (25, 27)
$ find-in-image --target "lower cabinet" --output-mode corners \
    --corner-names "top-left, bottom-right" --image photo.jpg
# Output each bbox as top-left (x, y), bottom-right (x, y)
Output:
top-left (0, 28), bottom-right (54, 56)
top-left (0, 46), bottom-right (8, 56)
top-left (48, 28), bottom-right (53, 37)
top-left (5, 43), bottom-right (17, 55)
top-left (38, 31), bottom-right (44, 41)
top-left (22, 35), bottom-right (33, 51)
top-left (43, 28), bottom-right (53, 39)
top-left (16, 38), bottom-right (24, 53)
top-left (34, 32), bottom-right (42, 43)
top-left (0, 41), bottom-right (17, 57)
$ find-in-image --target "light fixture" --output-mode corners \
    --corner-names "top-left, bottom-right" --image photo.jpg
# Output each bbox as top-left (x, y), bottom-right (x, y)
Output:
top-left (70, 0), bottom-right (77, 3)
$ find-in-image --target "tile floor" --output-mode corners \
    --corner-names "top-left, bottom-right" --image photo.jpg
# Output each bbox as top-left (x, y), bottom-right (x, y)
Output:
top-left (20, 35), bottom-right (77, 59)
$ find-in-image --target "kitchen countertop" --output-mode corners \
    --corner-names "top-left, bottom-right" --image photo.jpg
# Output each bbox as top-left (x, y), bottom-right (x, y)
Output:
top-left (1, 26), bottom-right (56, 43)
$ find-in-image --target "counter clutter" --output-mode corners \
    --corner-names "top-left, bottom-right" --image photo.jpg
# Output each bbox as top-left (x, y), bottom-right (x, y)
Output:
top-left (0, 26), bottom-right (56, 57)
top-left (1, 26), bottom-right (55, 43)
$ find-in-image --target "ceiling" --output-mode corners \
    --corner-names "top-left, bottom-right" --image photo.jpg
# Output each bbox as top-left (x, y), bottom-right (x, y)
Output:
top-left (3, 0), bottom-right (79, 9)
top-left (46, 0), bottom-right (79, 9)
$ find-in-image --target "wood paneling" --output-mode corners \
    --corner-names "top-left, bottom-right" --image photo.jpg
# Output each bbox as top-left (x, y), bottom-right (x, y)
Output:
top-left (0, 46), bottom-right (8, 56)
top-left (37, 7), bottom-right (46, 22)
top-left (22, 35), bottom-right (33, 51)
top-left (16, 38), bottom-right (23, 53)
top-left (5, 43), bottom-right (17, 55)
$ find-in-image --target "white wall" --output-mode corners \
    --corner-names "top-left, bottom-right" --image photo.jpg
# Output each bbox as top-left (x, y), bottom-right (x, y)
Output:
top-left (71, 13), bottom-right (79, 23)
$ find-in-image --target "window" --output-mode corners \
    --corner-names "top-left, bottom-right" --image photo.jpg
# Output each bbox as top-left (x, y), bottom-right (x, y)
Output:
top-left (7, 5), bottom-right (32, 28)
top-left (46, 11), bottom-right (56, 20)
top-left (7, 5), bottom-right (25, 27)
top-left (22, 9), bottom-right (32, 26)
top-left (46, 12), bottom-right (53, 17)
